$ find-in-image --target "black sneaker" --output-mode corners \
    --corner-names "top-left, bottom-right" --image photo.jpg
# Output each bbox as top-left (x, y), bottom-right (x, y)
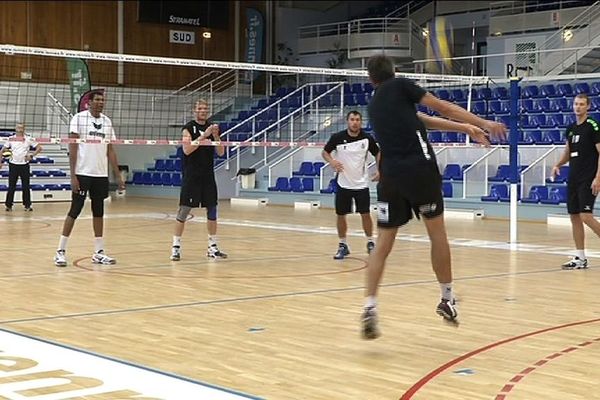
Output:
top-left (333, 243), bottom-right (350, 260)
top-left (436, 298), bottom-right (458, 321)
top-left (24, 206), bottom-right (33, 212)
top-left (367, 241), bottom-right (375, 254)
top-left (361, 307), bottom-right (380, 340)
top-left (207, 244), bottom-right (228, 259)
top-left (5, 206), bottom-right (12, 212)
top-left (561, 256), bottom-right (588, 270)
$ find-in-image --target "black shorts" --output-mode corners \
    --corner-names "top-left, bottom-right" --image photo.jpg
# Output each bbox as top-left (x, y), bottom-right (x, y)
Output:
top-left (376, 166), bottom-right (444, 228)
top-left (567, 181), bottom-right (597, 214)
top-left (335, 187), bottom-right (371, 215)
top-left (76, 175), bottom-right (109, 199)
top-left (179, 173), bottom-right (218, 208)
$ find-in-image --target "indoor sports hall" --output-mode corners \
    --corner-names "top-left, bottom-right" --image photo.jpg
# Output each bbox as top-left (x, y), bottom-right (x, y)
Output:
top-left (0, 1), bottom-right (599, 399)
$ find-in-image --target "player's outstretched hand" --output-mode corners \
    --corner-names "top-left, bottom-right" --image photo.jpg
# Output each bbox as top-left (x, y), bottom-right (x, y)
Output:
top-left (483, 120), bottom-right (507, 142)
top-left (463, 124), bottom-right (491, 147)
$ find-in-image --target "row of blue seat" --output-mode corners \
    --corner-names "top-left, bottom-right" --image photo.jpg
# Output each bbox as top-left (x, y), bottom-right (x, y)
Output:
top-left (443, 164), bottom-right (569, 183)
top-left (0, 183), bottom-right (70, 191)
top-left (293, 161), bottom-right (326, 177)
top-left (481, 184), bottom-right (568, 204)
top-left (268, 177), bottom-right (315, 193)
top-left (130, 171), bottom-right (182, 186)
top-left (148, 159), bottom-right (182, 172)
top-left (0, 169), bottom-right (67, 177)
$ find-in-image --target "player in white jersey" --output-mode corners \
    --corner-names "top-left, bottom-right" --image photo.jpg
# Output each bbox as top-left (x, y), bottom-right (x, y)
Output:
top-left (54, 90), bottom-right (125, 267)
top-left (0, 123), bottom-right (42, 211)
top-left (322, 111), bottom-right (380, 259)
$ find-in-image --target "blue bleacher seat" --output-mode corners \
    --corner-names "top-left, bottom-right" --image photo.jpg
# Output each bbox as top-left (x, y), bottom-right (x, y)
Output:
top-left (489, 165), bottom-right (511, 182)
top-left (172, 173), bottom-right (182, 186)
top-left (522, 99), bottom-right (542, 113)
top-left (152, 172), bottom-right (162, 185)
top-left (356, 93), bottom-right (368, 106)
top-left (436, 89), bottom-right (450, 100)
top-left (521, 185), bottom-right (549, 204)
top-left (313, 162), bottom-right (325, 175)
top-left (60, 183), bottom-right (71, 191)
top-left (293, 162), bottom-right (314, 176)
top-left (540, 84), bottom-right (559, 97)
top-left (364, 82), bottom-right (373, 93)
top-left (153, 159), bottom-right (165, 171)
top-left (320, 178), bottom-right (337, 194)
top-left (479, 87), bottom-right (492, 100)
top-left (441, 132), bottom-right (459, 143)
top-left (481, 184), bottom-right (509, 202)
top-left (175, 147), bottom-right (183, 158)
top-left (43, 184), bottom-right (60, 190)
top-left (489, 100), bottom-right (510, 115)
top-left (523, 85), bottom-right (541, 98)
top-left (428, 131), bottom-right (442, 143)
top-left (344, 93), bottom-right (357, 106)
top-left (574, 82), bottom-right (590, 94)
top-left (591, 82), bottom-right (600, 95)
top-left (472, 101), bottom-right (487, 115)
top-left (33, 170), bottom-right (50, 177)
top-left (442, 164), bottom-right (461, 181)
top-left (442, 182), bottom-right (453, 198)
top-left (0, 184), bottom-right (7, 191)
top-left (132, 172), bottom-right (143, 184)
top-left (492, 87), bottom-right (509, 99)
top-left (142, 172), bottom-right (152, 185)
top-left (161, 172), bottom-right (172, 186)
top-left (290, 177), bottom-right (303, 192)
top-left (499, 185), bottom-right (521, 202)
top-left (302, 178), bottom-right (314, 192)
top-left (557, 83), bottom-right (573, 97)
top-left (591, 97), bottom-right (600, 111)
top-left (542, 129), bottom-right (563, 144)
top-left (550, 98), bottom-right (570, 112)
top-left (268, 177), bottom-right (289, 192)
top-left (164, 159), bottom-right (175, 171)
top-left (351, 83), bottom-right (364, 93)
top-left (174, 159), bottom-right (182, 171)
top-left (521, 116), bottom-right (538, 129)
top-left (30, 184), bottom-right (44, 191)
top-left (451, 89), bottom-right (465, 102)
top-left (540, 186), bottom-right (568, 204)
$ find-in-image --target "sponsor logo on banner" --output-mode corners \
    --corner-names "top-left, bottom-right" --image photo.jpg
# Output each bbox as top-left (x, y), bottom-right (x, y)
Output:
top-left (170, 30), bottom-right (196, 44)
top-left (244, 8), bottom-right (264, 82)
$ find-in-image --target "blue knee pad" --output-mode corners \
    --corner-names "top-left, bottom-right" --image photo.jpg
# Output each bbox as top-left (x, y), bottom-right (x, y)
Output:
top-left (206, 205), bottom-right (217, 221)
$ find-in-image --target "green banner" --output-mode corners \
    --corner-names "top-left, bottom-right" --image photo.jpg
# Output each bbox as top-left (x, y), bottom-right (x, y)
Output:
top-left (66, 58), bottom-right (91, 114)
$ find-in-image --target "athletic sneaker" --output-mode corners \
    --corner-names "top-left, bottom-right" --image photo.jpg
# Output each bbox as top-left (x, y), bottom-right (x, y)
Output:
top-left (54, 250), bottom-right (67, 267)
top-left (436, 298), bottom-right (458, 321)
top-left (92, 250), bottom-right (116, 265)
top-left (170, 245), bottom-right (181, 261)
top-left (367, 241), bottom-right (375, 254)
top-left (24, 206), bottom-right (33, 212)
top-left (207, 244), bottom-right (228, 259)
top-left (334, 243), bottom-right (350, 260)
top-left (562, 256), bottom-right (588, 270)
top-left (361, 307), bottom-right (380, 340)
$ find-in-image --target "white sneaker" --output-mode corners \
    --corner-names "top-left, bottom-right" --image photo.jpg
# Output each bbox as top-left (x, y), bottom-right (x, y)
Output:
top-left (54, 250), bottom-right (67, 267)
top-left (170, 246), bottom-right (181, 261)
top-left (207, 244), bottom-right (228, 259)
top-left (92, 250), bottom-right (116, 265)
top-left (562, 256), bottom-right (588, 270)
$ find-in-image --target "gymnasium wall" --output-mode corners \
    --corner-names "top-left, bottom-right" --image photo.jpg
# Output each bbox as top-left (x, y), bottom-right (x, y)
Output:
top-left (0, 1), bottom-right (266, 88)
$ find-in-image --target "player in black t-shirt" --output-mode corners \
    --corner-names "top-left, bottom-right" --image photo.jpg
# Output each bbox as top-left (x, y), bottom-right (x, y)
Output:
top-left (361, 54), bottom-right (506, 339)
top-left (170, 99), bottom-right (227, 261)
top-left (322, 111), bottom-right (380, 260)
top-left (551, 94), bottom-right (600, 270)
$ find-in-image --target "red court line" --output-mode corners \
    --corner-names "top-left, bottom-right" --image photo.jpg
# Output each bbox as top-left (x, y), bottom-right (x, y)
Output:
top-left (399, 318), bottom-right (600, 399)
top-left (494, 336), bottom-right (600, 399)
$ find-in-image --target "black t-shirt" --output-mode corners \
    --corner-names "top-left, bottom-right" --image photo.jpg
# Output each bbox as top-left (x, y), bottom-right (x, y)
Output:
top-left (182, 119), bottom-right (216, 176)
top-left (567, 117), bottom-right (600, 184)
top-left (367, 77), bottom-right (436, 177)
top-left (323, 130), bottom-right (379, 189)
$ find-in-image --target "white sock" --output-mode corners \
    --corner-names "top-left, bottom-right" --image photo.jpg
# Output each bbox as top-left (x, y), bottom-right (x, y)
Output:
top-left (208, 235), bottom-right (217, 247)
top-left (364, 296), bottom-right (377, 309)
top-left (339, 237), bottom-right (347, 244)
top-left (58, 235), bottom-right (69, 251)
top-left (173, 236), bottom-right (181, 247)
top-left (575, 249), bottom-right (586, 260)
top-left (440, 283), bottom-right (453, 301)
top-left (94, 237), bottom-right (104, 253)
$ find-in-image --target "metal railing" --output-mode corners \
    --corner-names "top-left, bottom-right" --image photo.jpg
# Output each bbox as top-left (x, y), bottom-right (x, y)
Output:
top-left (490, 0), bottom-right (587, 17)
top-left (520, 146), bottom-right (562, 198)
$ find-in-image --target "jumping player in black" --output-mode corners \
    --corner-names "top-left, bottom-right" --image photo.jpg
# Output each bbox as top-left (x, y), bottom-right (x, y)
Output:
top-left (361, 54), bottom-right (506, 339)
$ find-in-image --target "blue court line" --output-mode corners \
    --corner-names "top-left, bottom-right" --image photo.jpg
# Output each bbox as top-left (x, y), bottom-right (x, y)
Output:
top-left (0, 265), bottom-right (581, 326)
top-left (0, 326), bottom-right (264, 400)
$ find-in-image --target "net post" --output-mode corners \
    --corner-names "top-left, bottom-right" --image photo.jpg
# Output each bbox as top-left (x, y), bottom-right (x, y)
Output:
top-left (509, 76), bottom-right (521, 247)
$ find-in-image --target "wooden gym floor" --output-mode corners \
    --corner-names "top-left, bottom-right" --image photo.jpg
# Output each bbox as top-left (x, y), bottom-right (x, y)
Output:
top-left (0, 197), bottom-right (598, 399)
